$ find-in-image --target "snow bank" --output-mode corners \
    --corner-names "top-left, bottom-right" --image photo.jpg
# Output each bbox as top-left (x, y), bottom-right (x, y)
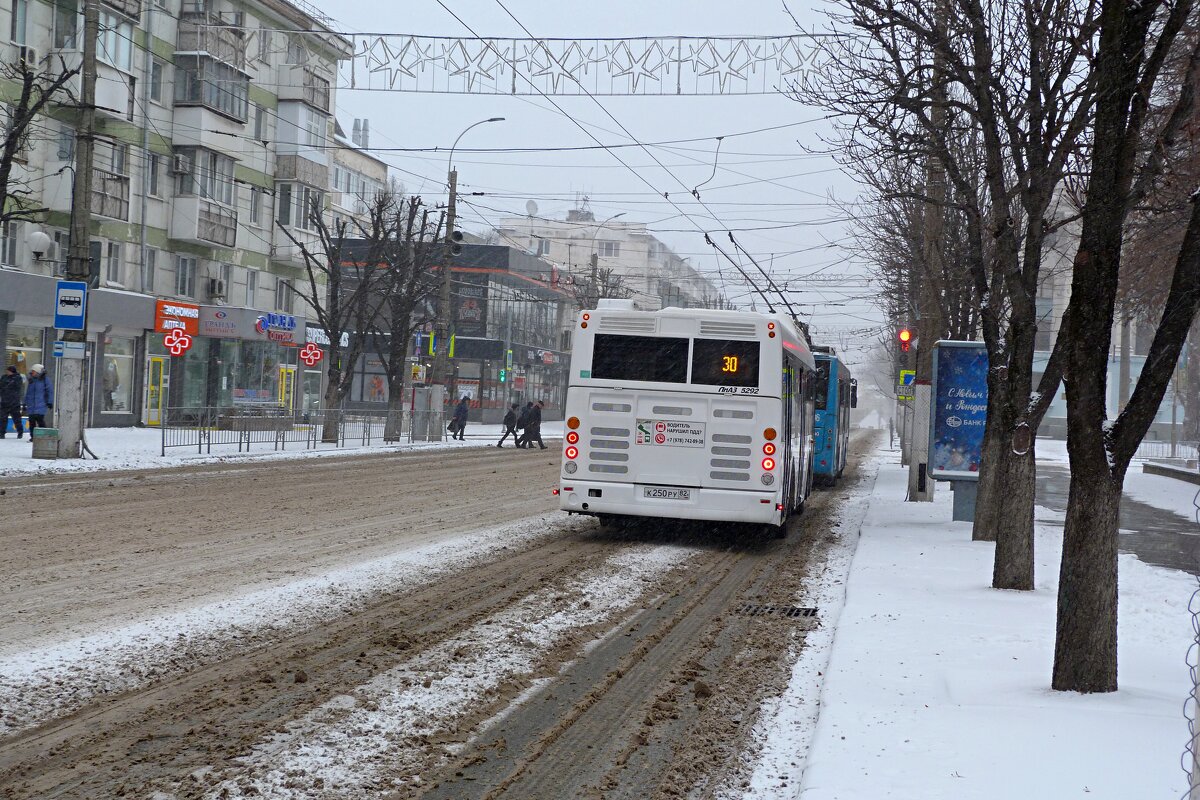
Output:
top-left (794, 464), bottom-right (1194, 799)
top-left (1124, 469), bottom-right (1200, 524)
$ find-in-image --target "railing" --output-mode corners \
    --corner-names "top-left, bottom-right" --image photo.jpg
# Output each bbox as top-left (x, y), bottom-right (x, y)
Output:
top-left (303, 71), bottom-right (330, 111)
top-left (1133, 439), bottom-right (1199, 461)
top-left (177, 11), bottom-right (247, 70)
top-left (198, 201), bottom-right (237, 247)
top-left (161, 406), bottom-right (449, 456)
top-left (91, 170), bottom-right (130, 221)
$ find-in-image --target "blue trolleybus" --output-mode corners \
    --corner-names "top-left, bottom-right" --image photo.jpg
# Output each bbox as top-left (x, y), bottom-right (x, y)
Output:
top-left (812, 347), bottom-right (856, 485)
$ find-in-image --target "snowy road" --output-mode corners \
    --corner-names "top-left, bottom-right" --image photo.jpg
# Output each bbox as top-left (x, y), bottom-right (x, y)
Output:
top-left (0, 435), bottom-right (880, 799)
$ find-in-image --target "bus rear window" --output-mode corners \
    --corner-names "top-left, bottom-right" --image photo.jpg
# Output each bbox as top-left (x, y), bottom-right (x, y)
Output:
top-left (591, 334), bottom-right (688, 383)
top-left (814, 361), bottom-right (830, 410)
top-left (691, 339), bottom-right (760, 387)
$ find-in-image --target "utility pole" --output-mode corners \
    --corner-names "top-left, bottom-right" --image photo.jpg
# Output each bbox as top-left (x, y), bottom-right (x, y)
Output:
top-left (57, 0), bottom-right (100, 458)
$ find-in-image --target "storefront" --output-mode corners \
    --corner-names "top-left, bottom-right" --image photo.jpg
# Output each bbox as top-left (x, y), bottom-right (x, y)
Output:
top-left (148, 304), bottom-right (307, 416)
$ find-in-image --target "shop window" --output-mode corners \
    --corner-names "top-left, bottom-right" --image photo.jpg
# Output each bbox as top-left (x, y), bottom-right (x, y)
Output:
top-left (101, 338), bottom-right (134, 413)
top-left (5, 326), bottom-right (42, 379)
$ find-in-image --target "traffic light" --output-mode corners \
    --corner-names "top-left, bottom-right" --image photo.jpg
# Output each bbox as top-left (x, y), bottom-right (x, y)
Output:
top-left (499, 368), bottom-right (507, 383)
top-left (449, 229), bottom-right (464, 257)
top-left (898, 328), bottom-right (913, 352)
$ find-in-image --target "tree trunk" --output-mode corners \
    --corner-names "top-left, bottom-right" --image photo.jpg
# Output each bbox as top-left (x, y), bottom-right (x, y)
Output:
top-left (1185, 320), bottom-right (1200, 441)
top-left (992, 443), bottom-right (1036, 590)
top-left (321, 366), bottom-right (341, 444)
top-left (972, 371), bottom-right (1009, 542)
top-left (1052, 469), bottom-right (1121, 692)
top-left (384, 375), bottom-right (406, 442)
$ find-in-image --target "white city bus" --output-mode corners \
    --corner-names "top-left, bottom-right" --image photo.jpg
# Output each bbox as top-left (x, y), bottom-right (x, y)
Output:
top-left (558, 301), bottom-right (818, 535)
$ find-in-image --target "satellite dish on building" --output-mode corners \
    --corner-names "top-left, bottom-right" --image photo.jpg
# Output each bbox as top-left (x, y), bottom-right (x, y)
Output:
top-left (525, 200), bottom-right (539, 217)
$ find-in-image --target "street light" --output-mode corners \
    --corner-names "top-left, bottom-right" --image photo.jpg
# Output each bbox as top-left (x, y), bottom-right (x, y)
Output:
top-left (431, 116), bottom-right (506, 410)
top-left (589, 212), bottom-right (626, 260)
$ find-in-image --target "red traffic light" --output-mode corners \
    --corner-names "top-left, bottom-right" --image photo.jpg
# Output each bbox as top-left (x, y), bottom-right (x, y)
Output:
top-left (898, 328), bottom-right (913, 343)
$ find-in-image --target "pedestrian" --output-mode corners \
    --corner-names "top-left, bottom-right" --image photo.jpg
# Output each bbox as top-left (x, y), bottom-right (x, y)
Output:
top-left (23, 364), bottom-right (53, 436)
top-left (497, 403), bottom-right (519, 447)
top-left (524, 399), bottom-right (547, 450)
top-left (0, 365), bottom-right (24, 439)
top-left (515, 401), bottom-right (534, 448)
top-left (451, 395), bottom-right (470, 441)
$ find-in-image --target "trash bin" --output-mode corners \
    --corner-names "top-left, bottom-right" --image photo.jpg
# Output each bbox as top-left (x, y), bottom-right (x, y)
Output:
top-left (31, 427), bottom-right (60, 459)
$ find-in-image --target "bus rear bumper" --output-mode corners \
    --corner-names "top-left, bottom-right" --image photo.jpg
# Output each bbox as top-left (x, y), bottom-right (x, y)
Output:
top-left (558, 480), bottom-right (783, 525)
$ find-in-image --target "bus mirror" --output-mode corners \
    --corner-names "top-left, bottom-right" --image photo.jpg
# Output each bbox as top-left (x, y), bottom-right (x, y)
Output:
top-left (850, 379), bottom-right (858, 408)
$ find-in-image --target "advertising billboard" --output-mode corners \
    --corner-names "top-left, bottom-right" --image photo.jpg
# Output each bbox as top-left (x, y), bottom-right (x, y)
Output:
top-left (930, 340), bottom-right (989, 480)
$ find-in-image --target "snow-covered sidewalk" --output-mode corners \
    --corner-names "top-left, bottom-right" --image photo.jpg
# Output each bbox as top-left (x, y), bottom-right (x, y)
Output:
top-left (791, 460), bottom-right (1195, 799)
top-left (0, 422), bottom-right (565, 476)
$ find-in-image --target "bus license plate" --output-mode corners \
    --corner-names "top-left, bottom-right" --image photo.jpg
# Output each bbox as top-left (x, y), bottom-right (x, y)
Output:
top-left (644, 487), bottom-right (690, 501)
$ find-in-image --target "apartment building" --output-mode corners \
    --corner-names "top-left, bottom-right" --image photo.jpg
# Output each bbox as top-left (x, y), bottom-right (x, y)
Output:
top-left (0, 0), bottom-right (354, 427)
top-left (496, 206), bottom-right (727, 312)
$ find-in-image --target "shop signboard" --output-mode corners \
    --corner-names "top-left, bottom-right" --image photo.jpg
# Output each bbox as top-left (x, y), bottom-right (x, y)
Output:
top-left (154, 300), bottom-right (200, 334)
top-left (452, 273), bottom-right (489, 338)
top-left (198, 306), bottom-right (304, 345)
top-left (930, 340), bottom-right (989, 480)
top-left (232, 388), bottom-right (275, 406)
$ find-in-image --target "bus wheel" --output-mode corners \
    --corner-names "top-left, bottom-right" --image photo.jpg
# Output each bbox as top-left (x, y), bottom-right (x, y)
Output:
top-left (766, 522), bottom-right (787, 540)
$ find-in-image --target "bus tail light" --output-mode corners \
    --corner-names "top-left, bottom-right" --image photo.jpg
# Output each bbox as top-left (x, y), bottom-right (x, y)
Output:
top-left (565, 445), bottom-right (579, 460)
top-left (776, 503), bottom-right (784, 512)
top-left (762, 457), bottom-right (776, 471)
top-left (567, 416), bottom-right (580, 429)
top-left (566, 430), bottom-right (579, 444)
top-left (763, 427), bottom-right (777, 441)
top-left (763, 442), bottom-right (776, 456)
top-left (552, 488), bottom-right (560, 496)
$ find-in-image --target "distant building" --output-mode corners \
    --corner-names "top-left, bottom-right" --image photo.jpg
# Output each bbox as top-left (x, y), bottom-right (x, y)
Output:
top-left (497, 206), bottom-right (728, 311)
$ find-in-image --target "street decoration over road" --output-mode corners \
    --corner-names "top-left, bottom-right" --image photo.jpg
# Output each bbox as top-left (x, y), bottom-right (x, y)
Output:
top-left (345, 35), bottom-right (818, 95)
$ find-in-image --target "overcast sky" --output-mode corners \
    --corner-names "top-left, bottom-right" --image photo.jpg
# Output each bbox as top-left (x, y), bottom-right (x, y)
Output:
top-left (323, 0), bottom-right (885, 372)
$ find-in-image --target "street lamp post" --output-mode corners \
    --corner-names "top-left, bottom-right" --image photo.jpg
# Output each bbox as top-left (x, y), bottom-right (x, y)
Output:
top-left (429, 117), bottom-right (503, 434)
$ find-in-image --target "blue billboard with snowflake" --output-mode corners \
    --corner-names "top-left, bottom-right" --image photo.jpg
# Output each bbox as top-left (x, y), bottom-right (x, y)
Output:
top-left (930, 341), bottom-right (989, 480)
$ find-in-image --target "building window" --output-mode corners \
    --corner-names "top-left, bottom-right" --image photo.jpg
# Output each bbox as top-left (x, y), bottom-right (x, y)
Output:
top-left (286, 34), bottom-right (308, 65)
top-left (176, 255), bottom-right (196, 297)
top-left (249, 187), bottom-right (262, 225)
top-left (101, 337), bottom-right (134, 413)
top-left (53, 0), bottom-right (78, 49)
top-left (253, 104), bottom-right (266, 141)
top-left (245, 268), bottom-right (256, 306)
top-left (11, 0), bottom-right (27, 44)
top-left (149, 60), bottom-right (165, 103)
top-left (175, 147), bottom-right (235, 206)
top-left (174, 54), bottom-right (249, 122)
top-left (219, 262), bottom-right (232, 290)
top-left (98, 10), bottom-right (133, 72)
top-left (257, 28), bottom-right (271, 64)
top-left (141, 248), bottom-right (156, 292)
top-left (0, 221), bottom-right (20, 267)
top-left (275, 278), bottom-right (294, 313)
top-left (105, 242), bottom-right (122, 284)
top-left (305, 108), bottom-right (324, 147)
top-left (148, 154), bottom-right (161, 197)
top-left (536, 237), bottom-right (551, 256)
top-left (276, 182), bottom-right (322, 231)
top-left (598, 240), bottom-right (620, 258)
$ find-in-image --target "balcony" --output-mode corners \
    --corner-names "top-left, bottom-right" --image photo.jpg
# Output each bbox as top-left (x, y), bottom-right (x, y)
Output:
top-left (103, 0), bottom-right (141, 20)
top-left (177, 11), bottom-right (246, 70)
top-left (278, 66), bottom-right (331, 112)
top-left (170, 197), bottom-right (238, 248)
top-left (91, 170), bottom-right (130, 221)
top-left (275, 154), bottom-right (328, 189)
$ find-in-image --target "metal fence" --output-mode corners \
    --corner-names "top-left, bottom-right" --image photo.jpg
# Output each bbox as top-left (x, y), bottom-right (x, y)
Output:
top-left (1133, 439), bottom-right (1199, 462)
top-left (161, 406), bottom-right (447, 455)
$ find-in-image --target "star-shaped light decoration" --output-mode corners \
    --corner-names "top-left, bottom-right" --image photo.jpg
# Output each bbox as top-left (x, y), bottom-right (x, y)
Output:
top-left (447, 41), bottom-right (500, 92)
top-left (611, 42), bottom-right (664, 92)
top-left (774, 37), bottom-right (814, 79)
top-left (697, 40), bottom-right (754, 93)
top-left (366, 36), bottom-right (420, 89)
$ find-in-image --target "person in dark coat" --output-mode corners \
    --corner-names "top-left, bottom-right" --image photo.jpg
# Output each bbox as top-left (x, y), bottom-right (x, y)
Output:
top-left (524, 400), bottom-right (546, 450)
top-left (23, 364), bottom-right (53, 434)
top-left (451, 396), bottom-right (470, 440)
top-left (497, 403), bottom-right (519, 447)
top-left (514, 401), bottom-right (534, 448)
top-left (0, 366), bottom-right (24, 439)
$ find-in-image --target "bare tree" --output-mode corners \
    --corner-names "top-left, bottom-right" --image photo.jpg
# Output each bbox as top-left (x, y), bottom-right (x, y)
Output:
top-left (571, 265), bottom-right (632, 309)
top-left (0, 58), bottom-right (79, 225)
top-left (1054, 0), bottom-right (1200, 693)
top-left (277, 199), bottom-right (393, 442)
top-left (798, 0), bottom-right (1099, 591)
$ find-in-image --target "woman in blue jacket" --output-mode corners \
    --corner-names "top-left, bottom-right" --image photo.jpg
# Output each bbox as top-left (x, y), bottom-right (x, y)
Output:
top-left (23, 364), bottom-right (53, 434)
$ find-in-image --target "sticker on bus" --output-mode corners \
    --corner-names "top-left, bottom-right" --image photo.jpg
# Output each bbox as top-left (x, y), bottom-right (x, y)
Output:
top-left (635, 419), bottom-right (706, 447)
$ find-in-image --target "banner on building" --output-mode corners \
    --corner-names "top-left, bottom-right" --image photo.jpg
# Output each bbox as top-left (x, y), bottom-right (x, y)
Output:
top-left (452, 273), bottom-right (489, 338)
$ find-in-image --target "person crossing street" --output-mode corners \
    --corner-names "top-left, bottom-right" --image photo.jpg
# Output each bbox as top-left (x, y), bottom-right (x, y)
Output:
top-left (497, 403), bottom-right (519, 447)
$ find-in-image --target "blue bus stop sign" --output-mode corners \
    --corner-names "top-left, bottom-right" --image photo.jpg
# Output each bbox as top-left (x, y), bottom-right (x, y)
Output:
top-left (54, 281), bottom-right (88, 331)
